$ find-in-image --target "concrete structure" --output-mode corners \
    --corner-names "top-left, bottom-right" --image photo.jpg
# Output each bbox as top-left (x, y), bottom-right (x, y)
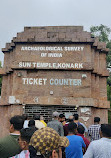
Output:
top-left (0, 26), bottom-right (110, 137)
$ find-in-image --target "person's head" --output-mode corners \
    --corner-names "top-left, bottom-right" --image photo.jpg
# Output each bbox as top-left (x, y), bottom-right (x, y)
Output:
top-left (73, 114), bottom-right (79, 120)
top-left (9, 115), bottom-right (24, 133)
top-left (68, 122), bottom-right (77, 134)
top-left (28, 119), bottom-right (35, 127)
top-left (68, 115), bottom-right (74, 122)
top-left (34, 114), bottom-right (40, 120)
top-left (18, 127), bottom-right (37, 150)
top-left (52, 111), bottom-right (59, 119)
top-left (40, 116), bottom-right (44, 120)
top-left (29, 127), bottom-right (69, 158)
top-left (77, 125), bottom-right (85, 134)
top-left (100, 124), bottom-right (111, 138)
top-left (59, 114), bottom-right (65, 123)
top-left (22, 114), bottom-right (28, 120)
top-left (94, 117), bottom-right (100, 124)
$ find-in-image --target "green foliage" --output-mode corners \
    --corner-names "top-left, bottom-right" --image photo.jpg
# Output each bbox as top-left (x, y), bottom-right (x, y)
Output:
top-left (90, 24), bottom-right (111, 43)
top-left (90, 25), bottom-right (111, 123)
top-left (90, 24), bottom-right (111, 67)
top-left (107, 85), bottom-right (111, 101)
top-left (106, 41), bottom-right (111, 49)
top-left (108, 110), bottom-right (111, 123)
top-left (106, 41), bottom-right (111, 67)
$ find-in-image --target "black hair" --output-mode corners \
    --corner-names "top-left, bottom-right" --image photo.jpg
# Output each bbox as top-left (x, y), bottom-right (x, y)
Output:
top-left (34, 114), bottom-right (40, 120)
top-left (94, 117), bottom-right (100, 123)
top-left (101, 124), bottom-right (111, 137)
top-left (73, 114), bottom-right (79, 120)
top-left (28, 119), bottom-right (35, 127)
top-left (10, 115), bottom-right (24, 131)
top-left (29, 145), bottom-right (52, 158)
top-left (77, 125), bottom-right (85, 134)
top-left (68, 116), bottom-right (74, 122)
top-left (20, 127), bottom-right (37, 144)
top-left (68, 118), bottom-right (74, 122)
top-left (59, 114), bottom-right (65, 118)
top-left (29, 145), bottom-right (42, 158)
top-left (22, 114), bottom-right (28, 120)
top-left (68, 122), bottom-right (77, 133)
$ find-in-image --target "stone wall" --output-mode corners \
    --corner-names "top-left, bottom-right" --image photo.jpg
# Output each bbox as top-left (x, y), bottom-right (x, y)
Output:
top-left (0, 105), bottom-right (23, 137)
top-left (0, 26), bottom-right (110, 136)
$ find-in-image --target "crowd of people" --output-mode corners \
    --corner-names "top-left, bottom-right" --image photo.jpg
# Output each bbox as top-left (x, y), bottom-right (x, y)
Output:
top-left (0, 112), bottom-right (111, 158)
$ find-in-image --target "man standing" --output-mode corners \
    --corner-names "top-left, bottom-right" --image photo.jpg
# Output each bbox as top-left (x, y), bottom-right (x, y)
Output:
top-left (84, 124), bottom-right (111, 158)
top-left (10, 127), bottom-right (37, 158)
top-left (29, 127), bottom-right (69, 158)
top-left (65, 122), bottom-right (86, 158)
top-left (64, 115), bottom-right (74, 136)
top-left (34, 114), bottom-right (45, 129)
top-left (59, 114), bottom-right (65, 123)
top-left (73, 113), bottom-right (88, 133)
top-left (47, 111), bottom-right (64, 136)
top-left (40, 116), bottom-right (47, 127)
top-left (88, 117), bottom-right (101, 141)
top-left (77, 125), bottom-right (90, 152)
top-left (0, 115), bottom-right (24, 158)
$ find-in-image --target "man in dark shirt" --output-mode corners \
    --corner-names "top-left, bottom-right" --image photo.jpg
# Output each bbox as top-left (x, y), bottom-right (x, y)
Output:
top-left (77, 124), bottom-right (90, 153)
top-left (74, 113), bottom-right (88, 133)
top-left (59, 114), bottom-right (65, 123)
top-left (0, 115), bottom-right (24, 158)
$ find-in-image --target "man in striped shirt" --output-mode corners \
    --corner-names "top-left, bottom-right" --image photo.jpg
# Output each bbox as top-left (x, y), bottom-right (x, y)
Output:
top-left (88, 117), bottom-right (101, 141)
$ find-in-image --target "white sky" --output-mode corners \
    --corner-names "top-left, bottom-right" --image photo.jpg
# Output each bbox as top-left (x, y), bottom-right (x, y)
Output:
top-left (0, 0), bottom-right (111, 65)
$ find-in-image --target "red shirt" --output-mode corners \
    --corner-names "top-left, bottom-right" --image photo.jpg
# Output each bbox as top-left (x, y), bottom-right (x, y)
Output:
top-left (77, 133), bottom-right (90, 150)
top-left (64, 123), bottom-right (69, 136)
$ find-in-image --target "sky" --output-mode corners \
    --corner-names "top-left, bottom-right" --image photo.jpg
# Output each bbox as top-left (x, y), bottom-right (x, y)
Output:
top-left (0, 0), bottom-right (111, 66)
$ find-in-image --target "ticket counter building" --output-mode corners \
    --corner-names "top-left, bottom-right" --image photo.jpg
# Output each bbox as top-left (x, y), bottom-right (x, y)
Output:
top-left (0, 26), bottom-right (110, 137)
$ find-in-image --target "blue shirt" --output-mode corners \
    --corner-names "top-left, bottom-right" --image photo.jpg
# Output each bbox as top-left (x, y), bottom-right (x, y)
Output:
top-left (65, 135), bottom-right (86, 158)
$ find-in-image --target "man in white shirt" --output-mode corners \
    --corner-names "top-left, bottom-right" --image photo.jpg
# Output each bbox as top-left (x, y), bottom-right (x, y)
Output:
top-left (84, 124), bottom-right (111, 158)
top-left (34, 114), bottom-right (46, 129)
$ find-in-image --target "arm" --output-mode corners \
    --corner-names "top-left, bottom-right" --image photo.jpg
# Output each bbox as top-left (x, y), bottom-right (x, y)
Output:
top-left (59, 123), bottom-right (64, 136)
top-left (87, 127), bottom-right (92, 141)
top-left (81, 137), bottom-right (86, 155)
top-left (47, 122), bottom-right (50, 127)
top-left (81, 123), bottom-right (88, 133)
top-left (83, 142), bottom-right (94, 158)
top-left (81, 137), bottom-right (86, 148)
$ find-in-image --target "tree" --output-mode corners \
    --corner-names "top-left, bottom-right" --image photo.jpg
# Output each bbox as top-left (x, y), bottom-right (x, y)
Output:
top-left (90, 24), bottom-right (111, 67)
top-left (106, 41), bottom-right (111, 67)
top-left (90, 24), bottom-right (111, 43)
top-left (90, 25), bottom-right (111, 122)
